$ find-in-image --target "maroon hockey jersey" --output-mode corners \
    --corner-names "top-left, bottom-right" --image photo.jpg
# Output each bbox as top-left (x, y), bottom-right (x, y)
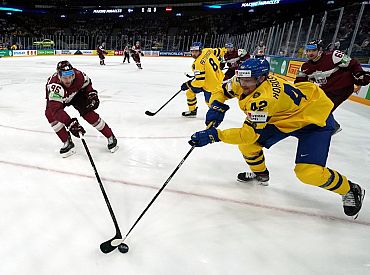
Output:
top-left (221, 49), bottom-right (250, 69)
top-left (45, 69), bottom-right (93, 124)
top-left (295, 50), bottom-right (363, 94)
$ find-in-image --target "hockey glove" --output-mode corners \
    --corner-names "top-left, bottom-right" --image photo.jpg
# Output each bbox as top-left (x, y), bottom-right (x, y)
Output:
top-left (181, 81), bottom-right (190, 91)
top-left (353, 71), bottom-right (370, 86)
top-left (67, 118), bottom-right (86, 138)
top-left (141, 52), bottom-right (144, 56)
top-left (205, 100), bottom-right (230, 128)
top-left (188, 127), bottom-right (220, 147)
top-left (86, 90), bottom-right (100, 110)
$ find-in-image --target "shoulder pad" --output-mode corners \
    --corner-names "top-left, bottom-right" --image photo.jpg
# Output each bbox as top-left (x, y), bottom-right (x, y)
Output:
top-left (81, 71), bottom-right (91, 88)
top-left (332, 50), bottom-right (350, 67)
top-left (47, 83), bottom-right (65, 102)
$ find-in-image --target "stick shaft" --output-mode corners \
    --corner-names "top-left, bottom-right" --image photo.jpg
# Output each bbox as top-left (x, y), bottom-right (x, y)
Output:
top-left (145, 90), bottom-right (182, 116)
top-left (81, 137), bottom-right (122, 238)
top-left (124, 146), bottom-right (195, 240)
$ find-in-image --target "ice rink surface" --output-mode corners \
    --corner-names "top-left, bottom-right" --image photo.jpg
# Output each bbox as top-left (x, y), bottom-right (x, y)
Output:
top-left (0, 55), bottom-right (369, 275)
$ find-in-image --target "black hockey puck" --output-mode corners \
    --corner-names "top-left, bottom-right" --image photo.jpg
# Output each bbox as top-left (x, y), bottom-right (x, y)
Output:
top-left (118, 243), bottom-right (129, 253)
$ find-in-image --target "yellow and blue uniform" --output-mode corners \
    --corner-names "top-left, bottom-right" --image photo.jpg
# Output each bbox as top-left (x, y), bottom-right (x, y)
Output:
top-left (185, 48), bottom-right (226, 111)
top-left (215, 74), bottom-right (350, 195)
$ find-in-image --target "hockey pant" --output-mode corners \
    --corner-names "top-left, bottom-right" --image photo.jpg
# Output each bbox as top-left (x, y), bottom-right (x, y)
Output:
top-left (45, 91), bottom-right (113, 143)
top-left (98, 53), bottom-right (105, 60)
top-left (185, 88), bottom-right (211, 111)
top-left (325, 85), bottom-right (354, 111)
top-left (131, 53), bottom-right (141, 64)
top-left (238, 114), bottom-right (350, 195)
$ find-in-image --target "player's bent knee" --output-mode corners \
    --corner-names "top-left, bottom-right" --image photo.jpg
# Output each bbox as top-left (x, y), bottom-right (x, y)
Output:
top-left (294, 163), bottom-right (325, 186)
top-left (45, 108), bottom-right (54, 122)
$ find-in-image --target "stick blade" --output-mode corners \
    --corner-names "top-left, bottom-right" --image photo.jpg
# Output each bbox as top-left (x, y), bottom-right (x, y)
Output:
top-left (145, 110), bottom-right (155, 116)
top-left (100, 236), bottom-right (123, 254)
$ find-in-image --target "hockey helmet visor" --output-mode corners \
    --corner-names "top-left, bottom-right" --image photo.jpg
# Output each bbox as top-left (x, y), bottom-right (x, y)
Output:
top-left (305, 44), bottom-right (318, 50)
top-left (60, 69), bottom-right (74, 77)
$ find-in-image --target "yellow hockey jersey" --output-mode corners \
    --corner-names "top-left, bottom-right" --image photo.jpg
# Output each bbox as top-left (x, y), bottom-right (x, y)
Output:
top-left (188, 48), bottom-right (225, 96)
top-left (217, 74), bottom-right (334, 145)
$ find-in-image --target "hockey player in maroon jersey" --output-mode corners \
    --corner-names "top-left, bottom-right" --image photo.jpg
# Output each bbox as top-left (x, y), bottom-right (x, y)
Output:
top-left (130, 41), bottom-right (143, 69)
top-left (44, 61), bottom-right (118, 157)
top-left (253, 41), bottom-right (267, 58)
top-left (295, 39), bottom-right (370, 134)
top-left (96, 42), bottom-right (108, 65)
top-left (221, 42), bottom-right (250, 81)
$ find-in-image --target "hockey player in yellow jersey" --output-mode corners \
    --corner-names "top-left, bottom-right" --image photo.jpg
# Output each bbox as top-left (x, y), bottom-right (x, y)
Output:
top-left (190, 58), bottom-right (365, 218)
top-left (180, 42), bottom-right (226, 117)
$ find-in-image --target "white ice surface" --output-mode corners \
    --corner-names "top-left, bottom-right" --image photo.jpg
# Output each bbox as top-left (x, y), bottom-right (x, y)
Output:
top-left (0, 56), bottom-right (369, 275)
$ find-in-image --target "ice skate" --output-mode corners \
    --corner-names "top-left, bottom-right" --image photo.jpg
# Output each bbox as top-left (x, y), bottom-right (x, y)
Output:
top-left (60, 135), bottom-right (75, 158)
top-left (107, 135), bottom-right (119, 153)
top-left (182, 107), bottom-right (197, 118)
top-left (342, 181), bottom-right (365, 219)
top-left (237, 171), bottom-right (269, 186)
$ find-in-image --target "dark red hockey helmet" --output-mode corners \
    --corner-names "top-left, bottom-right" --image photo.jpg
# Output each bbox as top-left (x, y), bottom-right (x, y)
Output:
top-left (57, 60), bottom-right (74, 77)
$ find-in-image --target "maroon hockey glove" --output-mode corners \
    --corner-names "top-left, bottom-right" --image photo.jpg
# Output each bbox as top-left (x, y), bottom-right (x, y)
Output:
top-left (67, 118), bottom-right (86, 138)
top-left (86, 90), bottom-right (100, 110)
top-left (353, 71), bottom-right (370, 86)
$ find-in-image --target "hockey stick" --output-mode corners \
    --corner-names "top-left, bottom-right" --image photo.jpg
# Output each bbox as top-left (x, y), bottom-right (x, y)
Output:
top-left (118, 145), bottom-right (196, 247)
top-left (145, 89), bottom-right (182, 116)
top-left (185, 66), bottom-right (230, 79)
top-left (80, 135), bottom-right (123, 254)
top-left (184, 72), bottom-right (195, 79)
top-left (113, 122), bottom-right (214, 250)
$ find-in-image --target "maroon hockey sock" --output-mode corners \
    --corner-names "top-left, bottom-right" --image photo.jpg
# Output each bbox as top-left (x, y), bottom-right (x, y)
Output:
top-left (83, 111), bottom-right (113, 138)
top-left (56, 127), bottom-right (69, 143)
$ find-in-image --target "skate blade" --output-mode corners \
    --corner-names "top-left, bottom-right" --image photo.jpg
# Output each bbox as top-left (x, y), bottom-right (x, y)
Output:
top-left (109, 146), bottom-right (119, 153)
top-left (61, 150), bottom-right (76, 158)
top-left (182, 115), bottom-right (197, 118)
top-left (236, 178), bottom-right (269, 186)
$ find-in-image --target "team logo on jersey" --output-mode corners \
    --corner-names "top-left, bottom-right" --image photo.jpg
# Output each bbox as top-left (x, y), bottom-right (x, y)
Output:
top-left (49, 91), bottom-right (62, 100)
top-left (311, 71), bottom-right (327, 85)
top-left (253, 92), bottom-right (261, 98)
top-left (246, 111), bottom-right (268, 123)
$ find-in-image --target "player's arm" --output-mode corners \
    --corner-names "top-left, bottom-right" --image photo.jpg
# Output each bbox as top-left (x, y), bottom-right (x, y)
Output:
top-left (331, 50), bottom-right (369, 85)
top-left (208, 82), bottom-right (230, 104)
top-left (46, 83), bottom-right (71, 124)
top-left (294, 64), bottom-right (309, 83)
top-left (353, 70), bottom-right (370, 86)
top-left (80, 72), bottom-right (100, 110)
top-left (189, 112), bottom-right (261, 147)
top-left (217, 122), bottom-right (259, 145)
top-left (212, 47), bottom-right (227, 59)
top-left (331, 50), bottom-right (363, 72)
top-left (219, 95), bottom-right (271, 144)
top-left (239, 50), bottom-right (250, 61)
top-left (222, 77), bottom-right (240, 101)
top-left (187, 63), bottom-right (206, 89)
top-left (80, 71), bottom-right (93, 92)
